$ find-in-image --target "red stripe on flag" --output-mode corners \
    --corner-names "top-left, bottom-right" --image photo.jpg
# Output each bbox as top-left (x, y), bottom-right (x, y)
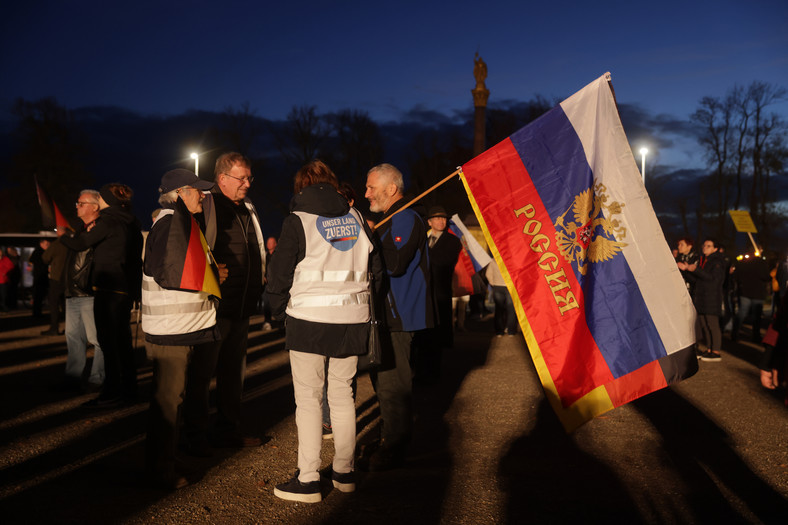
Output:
top-left (53, 201), bottom-right (70, 229)
top-left (604, 360), bottom-right (667, 408)
top-left (180, 215), bottom-right (207, 290)
top-left (452, 249), bottom-right (475, 296)
top-left (463, 139), bottom-right (614, 406)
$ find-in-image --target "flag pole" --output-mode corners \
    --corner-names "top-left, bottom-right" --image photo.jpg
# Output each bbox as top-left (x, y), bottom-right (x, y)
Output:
top-left (372, 168), bottom-right (461, 231)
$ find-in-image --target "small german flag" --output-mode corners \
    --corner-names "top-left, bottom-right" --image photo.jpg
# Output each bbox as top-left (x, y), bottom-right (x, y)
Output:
top-left (35, 175), bottom-right (70, 230)
top-left (162, 198), bottom-right (221, 298)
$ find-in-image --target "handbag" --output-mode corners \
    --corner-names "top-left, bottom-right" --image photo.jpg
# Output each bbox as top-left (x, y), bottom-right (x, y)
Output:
top-left (762, 322), bottom-right (779, 347)
top-left (366, 272), bottom-right (383, 367)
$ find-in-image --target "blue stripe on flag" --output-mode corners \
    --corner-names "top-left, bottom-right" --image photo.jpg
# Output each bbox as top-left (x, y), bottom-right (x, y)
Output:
top-left (509, 106), bottom-right (667, 377)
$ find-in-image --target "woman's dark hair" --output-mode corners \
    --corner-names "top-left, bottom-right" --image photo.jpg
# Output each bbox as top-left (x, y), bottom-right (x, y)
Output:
top-left (338, 181), bottom-right (356, 205)
top-left (100, 183), bottom-right (133, 208)
top-left (294, 160), bottom-right (338, 193)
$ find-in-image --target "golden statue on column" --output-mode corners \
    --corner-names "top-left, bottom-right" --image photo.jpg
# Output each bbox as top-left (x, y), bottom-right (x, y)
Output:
top-left (472, 52), bottom-right (489, 155)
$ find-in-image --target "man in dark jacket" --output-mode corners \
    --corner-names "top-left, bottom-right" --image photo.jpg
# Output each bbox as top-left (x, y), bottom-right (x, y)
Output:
top-left (60, 189), bottom-right (104, 392)
top-left (364, 163), bottom-right (434, 470)
top-left (59, 183), bottom-right (143, 407)
top-left (183, 152), bottom-right (265, 452)
top-left (41, 230), bottom-right (69, 335)
top-left (29, 239), bottom-right (50, 319)
top-left (731, 252), bottom-right (771, 342)
top-left (415, 205), bottom-right (461, 384)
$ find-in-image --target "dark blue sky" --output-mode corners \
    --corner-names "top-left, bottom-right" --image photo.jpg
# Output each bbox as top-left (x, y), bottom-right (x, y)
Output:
top-left (2, 0), bottom-right (787, 172)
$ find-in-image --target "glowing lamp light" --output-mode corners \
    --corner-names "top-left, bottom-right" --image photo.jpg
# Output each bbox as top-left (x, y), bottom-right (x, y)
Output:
top-left (639, 147), bottom-right (648, 183)
top-left (190, 152), bottom-right (199, 177)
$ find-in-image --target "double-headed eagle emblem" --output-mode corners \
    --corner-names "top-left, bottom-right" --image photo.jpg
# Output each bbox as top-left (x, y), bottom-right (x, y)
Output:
top-left (554, 182), bottom-right (627, 275)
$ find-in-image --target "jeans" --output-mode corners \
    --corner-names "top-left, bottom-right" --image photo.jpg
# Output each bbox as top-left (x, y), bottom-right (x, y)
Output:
top-left (732, 296), bottom-right (764, 341)
top-left (290, 351), bottom-right (357, 483)
top-left (65, 296), bottom-right (104, 385)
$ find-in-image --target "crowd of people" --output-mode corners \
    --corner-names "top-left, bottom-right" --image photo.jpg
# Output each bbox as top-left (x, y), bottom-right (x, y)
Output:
top-left (4, 155), bottom-right (787, 500)
top-left (674, 236), bottom-right (788, 390)
top-left (0, 154), bottom-right (513, 497)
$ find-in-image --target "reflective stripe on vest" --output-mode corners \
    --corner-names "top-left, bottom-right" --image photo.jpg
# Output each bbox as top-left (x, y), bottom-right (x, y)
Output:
top-left (141, 273), bottom-right (217, 336)
top-left (288, 291), bottom-right (370, 309)
top-left (286, 208), bottom-right (373, 324)
top-left (293, 269), bottom-right (368, 283)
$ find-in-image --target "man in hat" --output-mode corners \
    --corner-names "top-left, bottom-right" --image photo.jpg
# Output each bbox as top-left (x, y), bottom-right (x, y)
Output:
top-left (419, 206), bottom-right (462, 382)
top-left (141, 169), bottom-right (221, 489)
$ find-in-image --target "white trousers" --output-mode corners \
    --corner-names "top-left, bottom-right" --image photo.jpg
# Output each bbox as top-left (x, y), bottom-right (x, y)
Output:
top-left (289, 351), bottom-right (357, 483)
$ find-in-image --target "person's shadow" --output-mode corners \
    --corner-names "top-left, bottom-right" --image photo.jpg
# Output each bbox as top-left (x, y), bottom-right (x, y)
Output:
top-left (499, 399), bottom-right (641, 524)
top-left (633, 388), bottom-right (788, 524)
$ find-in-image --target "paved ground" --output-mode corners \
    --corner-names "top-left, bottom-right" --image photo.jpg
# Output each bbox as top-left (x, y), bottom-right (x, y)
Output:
top-left (0, 310), bottom-right (787, 524)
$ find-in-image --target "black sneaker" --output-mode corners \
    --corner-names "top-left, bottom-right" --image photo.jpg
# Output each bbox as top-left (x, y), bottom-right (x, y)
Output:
top-left (700, 351), bottom-right (722, 362)
top-left (367, 444), bottom-right (406, 472)
top-left (331, 469), bottom-right (355, 493)
top-left (322, 424), bottom-right (333, 440)
top-left (274, 471), bottom-right (321, 503)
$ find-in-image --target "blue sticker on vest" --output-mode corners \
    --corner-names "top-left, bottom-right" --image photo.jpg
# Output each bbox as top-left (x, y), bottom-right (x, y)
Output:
top-left (316, 213), bottom-right (360, 251)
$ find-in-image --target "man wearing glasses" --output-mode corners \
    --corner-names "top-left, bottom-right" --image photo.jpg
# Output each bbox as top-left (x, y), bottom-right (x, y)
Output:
top-left (54, 190), bottom-right (104, 392)
top-left (182, 152), bottom-right (266, 454)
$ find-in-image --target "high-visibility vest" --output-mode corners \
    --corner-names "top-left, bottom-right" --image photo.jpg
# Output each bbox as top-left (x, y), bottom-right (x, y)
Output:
top-left (141, 209), bottom-right (217, 336)
top-left (286, 208), bottom-right (373, 324)
top-left (141, 273), bottom-right (217, 336)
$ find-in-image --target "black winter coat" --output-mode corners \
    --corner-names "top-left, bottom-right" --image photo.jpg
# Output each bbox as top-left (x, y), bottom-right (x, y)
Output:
top-left (686, 250), bottom-right (726, 316)
top-left (267, 184), bottom-right (384, 357)
top-left (60, 205), bottom-right (143, 299)
top-left (205, 188), bottom-right (264, 319)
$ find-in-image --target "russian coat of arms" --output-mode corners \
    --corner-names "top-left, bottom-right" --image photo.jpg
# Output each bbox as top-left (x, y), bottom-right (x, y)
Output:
top-left (554, 182), bottom-right (627, 275)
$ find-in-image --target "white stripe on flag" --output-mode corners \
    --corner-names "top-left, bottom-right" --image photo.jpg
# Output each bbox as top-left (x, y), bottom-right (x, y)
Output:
top-left (560, 74), bottom-right (696, 355)
top-left (450, 214), bottom-right (492, 269)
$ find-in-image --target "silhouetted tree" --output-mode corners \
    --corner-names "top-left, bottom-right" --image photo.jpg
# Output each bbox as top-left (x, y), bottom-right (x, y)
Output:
top-left (406, 127), bottom-right (473, 218)
top-left (220, 101), bottom-right (262, 156)
top-left (274, 105), bottom-right (328, 174)
top-left (324, 109), bottom-right (384, 192)
top-left (1, 97), bottom-right (93, 232)
top-left (691, 95), bottom-right (735, 240)
top-left (692, 81), bottom-right (787, 250)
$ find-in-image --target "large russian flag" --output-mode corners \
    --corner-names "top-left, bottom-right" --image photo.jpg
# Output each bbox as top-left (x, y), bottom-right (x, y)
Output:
top-left (460, 73), bottom-right (698, 431)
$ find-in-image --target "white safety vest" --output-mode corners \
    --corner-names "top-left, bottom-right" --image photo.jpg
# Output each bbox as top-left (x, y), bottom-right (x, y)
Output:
top-left (286, 208), bottom-right (373, 324)
top-left (141, 209), bottom-right (217, 336)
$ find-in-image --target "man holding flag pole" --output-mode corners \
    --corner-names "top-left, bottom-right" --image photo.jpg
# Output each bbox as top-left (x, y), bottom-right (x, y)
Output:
top-left (374, 73), bottom-right (698, 432)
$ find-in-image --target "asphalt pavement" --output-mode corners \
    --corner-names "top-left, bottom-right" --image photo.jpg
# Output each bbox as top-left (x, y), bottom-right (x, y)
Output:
top-left (0, 310), bottom-right (786, 524)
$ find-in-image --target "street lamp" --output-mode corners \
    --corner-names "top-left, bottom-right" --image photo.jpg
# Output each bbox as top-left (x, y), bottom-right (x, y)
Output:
top-left (639, 147), bottom-right (648, 184)
top-left (190, 152), bottom-right (199, 177)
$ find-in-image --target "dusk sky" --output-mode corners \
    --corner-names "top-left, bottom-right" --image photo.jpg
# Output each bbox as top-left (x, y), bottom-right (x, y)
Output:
top-left (2, 0), bottom-right (788, 172)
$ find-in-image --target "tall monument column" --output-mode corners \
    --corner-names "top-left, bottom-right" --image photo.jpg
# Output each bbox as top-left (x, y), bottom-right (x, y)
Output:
top-left (472, 52), bottom-right (490, 156)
